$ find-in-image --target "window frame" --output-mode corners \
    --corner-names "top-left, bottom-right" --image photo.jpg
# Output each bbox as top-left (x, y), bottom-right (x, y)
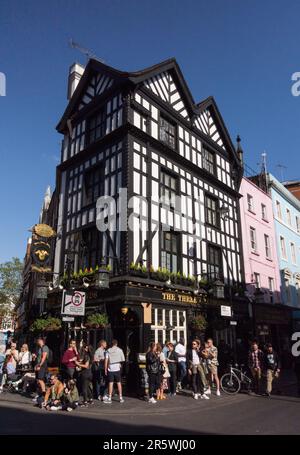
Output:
top-left (160, 230), bottom-right (180, 273)
top-left (250, 226), bottom-right (257, 252)
top-left (247, 194), bottom-right (254, 212)
top-left (202, 147), bottom-right (216, 175)
top-left (207, 244), bottom-right (223, 281)
top-left (280, 236), bottom-right (287, 259)
top-left (159, 115), bottom-right (176, 150)
top-left (264, 234), bottom-right (271, 259)
top-left (205, 194), bottom-right (220, 228)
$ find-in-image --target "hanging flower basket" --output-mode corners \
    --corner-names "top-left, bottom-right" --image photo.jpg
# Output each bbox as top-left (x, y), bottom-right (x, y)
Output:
top-left (189, 315), bottom-right (207, 331)
top-left (85, 313), bottom-right (109, 329)
top-left (30, 317), bottom-right (62, 333)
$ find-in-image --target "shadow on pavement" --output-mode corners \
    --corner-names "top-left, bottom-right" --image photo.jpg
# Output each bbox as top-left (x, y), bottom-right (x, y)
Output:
top-left (0, 401), bottom-right (212, 436)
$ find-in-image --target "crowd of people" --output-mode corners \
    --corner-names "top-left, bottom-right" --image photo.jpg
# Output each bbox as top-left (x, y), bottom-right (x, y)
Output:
top-left (0, 335), bottom-right (293, 412)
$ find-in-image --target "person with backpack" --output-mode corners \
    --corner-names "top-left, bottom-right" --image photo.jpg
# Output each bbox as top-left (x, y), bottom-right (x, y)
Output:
top-left (33, 337), bottom-right (50, 396)
top-left (104, 339), bottom-right (125, 404)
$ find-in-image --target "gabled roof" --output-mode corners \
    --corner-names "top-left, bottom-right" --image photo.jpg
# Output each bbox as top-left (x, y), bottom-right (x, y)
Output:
top-left (56, 58), bottom-right (241, 167)
top-left (195, 96), bottom-right (241, 166)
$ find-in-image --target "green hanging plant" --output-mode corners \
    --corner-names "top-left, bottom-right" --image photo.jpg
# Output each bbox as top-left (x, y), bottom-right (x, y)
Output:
top-left (30, 317), bottom-right (62, 333)
top-left (85, 313), bottom-right (109, 329)
top-left (189, 314), bottom-right (207, 331)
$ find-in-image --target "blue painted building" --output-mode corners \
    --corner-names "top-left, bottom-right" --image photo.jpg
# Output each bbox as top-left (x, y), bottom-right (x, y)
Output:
top-left (268, 174), bottom-right (300, 311)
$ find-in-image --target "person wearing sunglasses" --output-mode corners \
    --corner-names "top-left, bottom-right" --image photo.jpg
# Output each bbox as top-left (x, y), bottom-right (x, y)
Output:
top-left (187, 340), bottom-right (210, 400)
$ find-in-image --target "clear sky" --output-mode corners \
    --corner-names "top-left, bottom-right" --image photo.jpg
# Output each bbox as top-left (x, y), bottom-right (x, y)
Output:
top-left (1, 0), bottom-right (300, 263)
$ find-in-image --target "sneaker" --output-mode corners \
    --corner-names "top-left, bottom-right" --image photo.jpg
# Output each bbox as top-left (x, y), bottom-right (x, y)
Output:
top-left (193, 393), bottom-right (199, 400)
top-left (102, 395), bottom-right (109, 402)
top-left (148, 397), bottom-right (157, 403)
top-left (98, 395), bottom-right (102, 401)
top-left (216, 390), bottom-right (221, 397)
top-left (80, 402), bottom-right (88, 407)
top-left (119, 397), bottom-right (125, 403)
top-left (50, 406), bottom-right (60, 411)
top-left (32, 396), bottom-right (38, 402)
top-left (67, 407), bottom-right (73, 412)
top-left (200, 394), bottom-right (210, 400)
top-left (206, 388), bottom-right (211, 395)
top-left (103, 397), bottom-right (112, 404)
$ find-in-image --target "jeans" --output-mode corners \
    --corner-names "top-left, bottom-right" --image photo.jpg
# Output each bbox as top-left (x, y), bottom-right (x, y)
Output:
top-left (178, 361), bottom-right (187, 384)
top-left (93, 368), bottom-right (107, 398)
top-left (251, 367), bottom-right (262, 394)
top-left (148, 372), bottom-right (159, 398)
top-left (266, 369), bottom-right (277, 394)
top-left (80, 369), bottom-right (93, 402)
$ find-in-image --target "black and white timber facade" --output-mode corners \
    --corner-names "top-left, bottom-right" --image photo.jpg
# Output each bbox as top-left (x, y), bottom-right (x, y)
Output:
top-left (49, 58), bottom-right (248, 366)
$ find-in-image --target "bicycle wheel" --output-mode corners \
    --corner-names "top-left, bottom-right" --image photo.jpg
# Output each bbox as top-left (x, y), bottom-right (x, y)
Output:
top-left (221, 373), bottom-right (241, 395)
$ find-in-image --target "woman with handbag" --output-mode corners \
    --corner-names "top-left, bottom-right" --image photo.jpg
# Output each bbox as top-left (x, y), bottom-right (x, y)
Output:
top-left (75, 343), bottom-right (94, 406)
top-left (156, 343), bottom-right (170, 400)
top-left (18, 344), bottom-right (32, 372)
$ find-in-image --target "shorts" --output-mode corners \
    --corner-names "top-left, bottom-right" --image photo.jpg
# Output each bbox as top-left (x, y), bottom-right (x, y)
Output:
top-left (107, 370), bottom-right (121, 383)
top-left (208, 364), bottom-right (218, 375)
top-left (36, 365), bottom-right (47, 380)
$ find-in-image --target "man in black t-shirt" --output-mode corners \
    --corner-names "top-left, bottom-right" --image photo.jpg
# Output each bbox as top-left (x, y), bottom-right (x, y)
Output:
top-left (33, 337), bottom-right (49, 394)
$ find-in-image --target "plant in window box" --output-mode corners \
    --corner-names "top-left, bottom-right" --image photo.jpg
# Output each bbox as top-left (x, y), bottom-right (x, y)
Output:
top-left (30, 317), bottom-right (62, 333)
top-left (189, 314), bottom-right (207, 332)
top-left (130, 262), bottom-right (143, 277)
top-left (149, 265), bottom-right (159, 280)
top-left (170, 272), bottom-right (178, 284)
top-left (85, 313), bottom-right (109, 329)
top-left (157, 267), bottom-right (170, 282)
top-left (186, 275), bottom-right (196, 287)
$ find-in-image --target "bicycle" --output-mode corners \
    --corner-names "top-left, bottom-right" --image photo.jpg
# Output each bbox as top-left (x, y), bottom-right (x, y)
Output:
top-left (220, 364), bottom-right (252, 395)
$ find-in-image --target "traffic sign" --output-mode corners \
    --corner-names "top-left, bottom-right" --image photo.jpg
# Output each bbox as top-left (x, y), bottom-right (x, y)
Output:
top-left (61, 290), bottom-right (86, 316)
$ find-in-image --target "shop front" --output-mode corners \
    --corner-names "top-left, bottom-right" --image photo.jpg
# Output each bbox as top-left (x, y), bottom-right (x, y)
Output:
top-left (253, 303), bottom-right (292, 364)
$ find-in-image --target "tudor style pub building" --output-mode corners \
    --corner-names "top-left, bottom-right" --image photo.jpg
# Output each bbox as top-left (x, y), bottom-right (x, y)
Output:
top-left (34, 58), bottom-right (251, 373)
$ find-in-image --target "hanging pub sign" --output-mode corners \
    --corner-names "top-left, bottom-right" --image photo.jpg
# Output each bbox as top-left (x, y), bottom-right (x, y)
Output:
top-left (30, 223), bottom-right (56, 273)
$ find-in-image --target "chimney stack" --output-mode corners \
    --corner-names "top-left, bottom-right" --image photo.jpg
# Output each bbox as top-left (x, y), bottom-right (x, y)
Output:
top-left (67, 63), bottom-right (85, 100)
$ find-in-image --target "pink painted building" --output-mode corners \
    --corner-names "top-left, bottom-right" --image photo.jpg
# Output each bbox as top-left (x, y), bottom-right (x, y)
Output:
top-left (239, 177), bottom-right (281, 305)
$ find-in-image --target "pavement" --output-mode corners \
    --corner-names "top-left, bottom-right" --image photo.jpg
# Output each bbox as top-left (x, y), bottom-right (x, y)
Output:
top-left (0, 371), bottom-right (299, 435)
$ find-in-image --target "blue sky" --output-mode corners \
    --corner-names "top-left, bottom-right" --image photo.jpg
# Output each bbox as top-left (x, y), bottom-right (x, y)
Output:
top-left (0, 0), bottom-right (300, 262)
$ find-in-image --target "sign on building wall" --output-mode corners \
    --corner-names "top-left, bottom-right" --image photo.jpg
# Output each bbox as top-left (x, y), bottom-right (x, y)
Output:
top-left (31, 224), bottom-right (56, 273)
top-left (221, 305), bottom-right (232, 317)
top-left (61, 290), bottom-right (86, 316)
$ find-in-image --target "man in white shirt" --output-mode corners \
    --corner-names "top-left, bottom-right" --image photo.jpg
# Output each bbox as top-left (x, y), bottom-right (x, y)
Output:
top-left (104, 339), bottom-right (125, 404)
top-left (175, 338), bottom-right (187, 391)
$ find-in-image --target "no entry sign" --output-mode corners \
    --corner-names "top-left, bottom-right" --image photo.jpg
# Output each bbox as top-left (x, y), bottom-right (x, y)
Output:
top-left (61, 290), bottom-right (86, 316)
